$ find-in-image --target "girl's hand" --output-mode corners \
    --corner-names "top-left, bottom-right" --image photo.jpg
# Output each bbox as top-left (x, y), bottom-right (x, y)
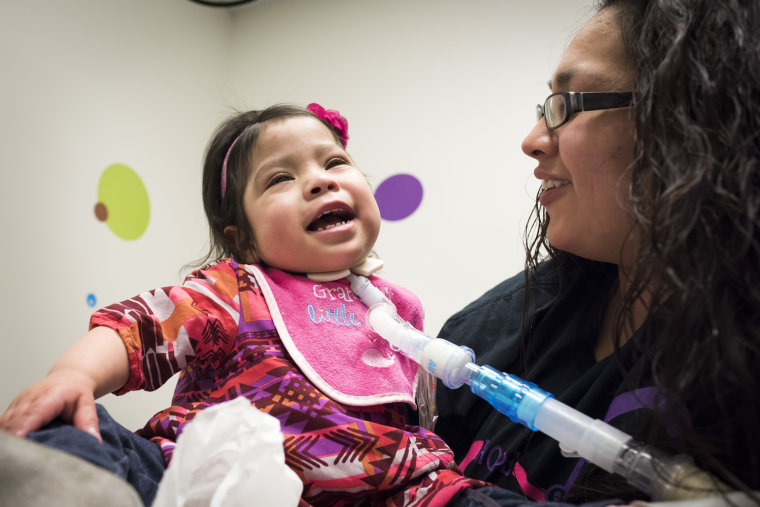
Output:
top-left (0, 326), bottom-right (130, 442)
top-left (0, 369), bottom-right (101, 441)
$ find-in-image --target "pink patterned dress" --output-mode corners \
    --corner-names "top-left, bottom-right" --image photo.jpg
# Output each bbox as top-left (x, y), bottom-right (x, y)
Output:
top-left (90, 259), bottom-right (486, 506)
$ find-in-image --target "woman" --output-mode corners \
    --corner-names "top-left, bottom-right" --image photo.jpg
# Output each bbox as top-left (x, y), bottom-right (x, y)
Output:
top-left (438, 0), bottom-right (760, 505)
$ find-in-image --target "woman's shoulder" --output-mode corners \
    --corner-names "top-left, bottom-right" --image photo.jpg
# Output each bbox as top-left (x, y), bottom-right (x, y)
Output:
top-left (444, 260), bottom-right (561, 327)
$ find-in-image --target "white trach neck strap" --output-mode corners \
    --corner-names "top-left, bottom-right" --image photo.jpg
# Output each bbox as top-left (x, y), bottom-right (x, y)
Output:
top-left (306, 257), bottom-right (384, 282)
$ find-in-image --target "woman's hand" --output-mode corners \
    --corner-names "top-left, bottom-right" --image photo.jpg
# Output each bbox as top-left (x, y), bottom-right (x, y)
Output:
top-left (0, 369), bottom-right (101, 440)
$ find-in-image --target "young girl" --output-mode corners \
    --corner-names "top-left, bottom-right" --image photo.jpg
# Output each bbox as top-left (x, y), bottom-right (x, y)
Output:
top-left (0, 103), bottom-right (485, 506)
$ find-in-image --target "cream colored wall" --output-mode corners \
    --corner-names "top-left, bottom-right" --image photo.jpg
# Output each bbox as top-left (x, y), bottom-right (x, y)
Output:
top-left (225, 0), bottom-right (594, 373)
top-left (0, 0), bottom-right (593, 430)
top-left (0, 0), bottom-right (231, 429)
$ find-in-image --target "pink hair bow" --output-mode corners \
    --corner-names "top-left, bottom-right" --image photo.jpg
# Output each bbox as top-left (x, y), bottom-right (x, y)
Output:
top-left (307, 103), bottom-right (349, 147)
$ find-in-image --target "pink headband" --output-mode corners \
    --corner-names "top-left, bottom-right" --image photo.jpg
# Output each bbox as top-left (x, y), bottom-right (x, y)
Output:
top-left (220, 135), bottom-right (240, 200)
top-left (220, 103), bottom-right (349, 200)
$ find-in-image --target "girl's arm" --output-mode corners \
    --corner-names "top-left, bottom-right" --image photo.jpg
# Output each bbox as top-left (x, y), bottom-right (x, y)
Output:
top-left (0, 326), bottom-right (129, 441)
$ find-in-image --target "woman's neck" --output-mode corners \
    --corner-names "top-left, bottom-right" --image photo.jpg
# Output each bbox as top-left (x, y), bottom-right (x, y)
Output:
top-left (594, 265), bottom-right (649, 362)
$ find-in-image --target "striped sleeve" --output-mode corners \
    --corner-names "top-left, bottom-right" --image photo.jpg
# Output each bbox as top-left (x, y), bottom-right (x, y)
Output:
top-left (89, 260), bottom-right (240, 394)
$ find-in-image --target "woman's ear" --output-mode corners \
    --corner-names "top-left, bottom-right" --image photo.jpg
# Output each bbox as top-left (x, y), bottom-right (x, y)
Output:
top-left (223, 225), bottom-right (259, 264)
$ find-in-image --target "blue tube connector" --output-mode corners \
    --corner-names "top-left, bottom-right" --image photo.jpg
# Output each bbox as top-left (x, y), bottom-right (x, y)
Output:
top-left (469, 365), bottom-right (553, 431)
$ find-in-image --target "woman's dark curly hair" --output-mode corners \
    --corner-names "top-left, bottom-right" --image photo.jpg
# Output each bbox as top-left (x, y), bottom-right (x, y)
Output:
top-left (525, 0), bottom-right (760, 500)
top-left (196, 104), bottom-right (346, 267)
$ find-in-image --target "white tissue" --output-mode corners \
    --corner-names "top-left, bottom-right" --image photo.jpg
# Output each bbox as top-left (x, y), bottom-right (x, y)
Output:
top-left (152, 397), bottom-right (303, 507)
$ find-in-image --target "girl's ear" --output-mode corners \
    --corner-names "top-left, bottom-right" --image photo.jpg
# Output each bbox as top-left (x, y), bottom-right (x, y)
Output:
top-left (223, 224), bottom-right (240, 245)
top-left (223, 225), bottom-right (259, 264)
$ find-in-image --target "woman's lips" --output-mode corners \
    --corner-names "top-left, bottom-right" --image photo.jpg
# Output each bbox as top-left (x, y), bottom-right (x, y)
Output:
top-left (539, 179), bottom-right (570, 206)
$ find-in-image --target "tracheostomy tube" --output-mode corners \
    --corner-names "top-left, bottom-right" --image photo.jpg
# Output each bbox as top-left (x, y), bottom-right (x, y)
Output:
top-left (347, 274), bottom-right (733, 502)
top-left (348, 273), bottom-right (475, 388)
top-left (366, 300), bottom-right (475, 389)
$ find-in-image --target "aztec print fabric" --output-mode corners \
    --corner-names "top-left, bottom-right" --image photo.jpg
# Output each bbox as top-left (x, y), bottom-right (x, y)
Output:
top-left (90, 259), bottom-right (485, 506)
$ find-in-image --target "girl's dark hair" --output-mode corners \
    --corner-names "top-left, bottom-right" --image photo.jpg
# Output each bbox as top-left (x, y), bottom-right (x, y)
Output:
top-left (196, 104), bottom-right (346, 266)
top-left (525, 0), bottom-right (760, 501)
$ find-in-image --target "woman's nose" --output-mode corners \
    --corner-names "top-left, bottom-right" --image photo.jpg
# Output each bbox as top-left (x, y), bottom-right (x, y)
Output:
top-left (521, 119), bottom-right (555, 160)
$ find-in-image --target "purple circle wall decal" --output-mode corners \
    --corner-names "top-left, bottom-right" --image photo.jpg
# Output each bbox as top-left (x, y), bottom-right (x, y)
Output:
top-left (374, 173), bottom-right (424, 221)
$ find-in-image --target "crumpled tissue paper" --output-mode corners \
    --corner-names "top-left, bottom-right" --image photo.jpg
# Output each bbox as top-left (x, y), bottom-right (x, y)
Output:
top-left (152, 397), bottom-right (303, 507)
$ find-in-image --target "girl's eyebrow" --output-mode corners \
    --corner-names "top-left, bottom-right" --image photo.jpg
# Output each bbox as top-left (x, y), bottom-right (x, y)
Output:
top-left (255, 157), bottom-right (287, 175)
top-left (251, 157), bottom-right (288, 188)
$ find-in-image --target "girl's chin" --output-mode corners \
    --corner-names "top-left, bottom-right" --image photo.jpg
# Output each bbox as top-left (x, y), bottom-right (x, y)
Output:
top-left (298, 261), bottom-right (359, 276)
top-left (273, 246), bottom-right (372, 276)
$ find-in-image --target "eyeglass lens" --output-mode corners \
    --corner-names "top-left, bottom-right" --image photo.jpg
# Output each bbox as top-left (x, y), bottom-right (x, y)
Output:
top-left (544, 95), bottom-right (567, 129)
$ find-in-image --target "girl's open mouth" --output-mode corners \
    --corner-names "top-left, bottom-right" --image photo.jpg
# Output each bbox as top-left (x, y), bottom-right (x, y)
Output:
top-left (307, 208), bottom-right (356, 232)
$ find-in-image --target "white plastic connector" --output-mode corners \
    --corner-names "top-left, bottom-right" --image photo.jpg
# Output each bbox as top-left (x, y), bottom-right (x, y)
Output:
top-left (346, 274), bottom-right (388, 308)
top-left (366, 302), bottom-right (428, 363)
top-left (419, 339), bottom-right (475, 388)
top-left (534, 398), bottom-right (631, 473)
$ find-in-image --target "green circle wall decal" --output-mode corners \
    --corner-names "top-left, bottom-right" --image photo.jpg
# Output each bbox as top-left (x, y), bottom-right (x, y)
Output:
top-left (95, 163), bottom-right (150, 240)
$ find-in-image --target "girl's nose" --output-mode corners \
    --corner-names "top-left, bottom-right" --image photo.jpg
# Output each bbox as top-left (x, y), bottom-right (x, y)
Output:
top-left (521, 119), bottom-right (555, 160)
top-left (305, 170), bottom-right (340, 197)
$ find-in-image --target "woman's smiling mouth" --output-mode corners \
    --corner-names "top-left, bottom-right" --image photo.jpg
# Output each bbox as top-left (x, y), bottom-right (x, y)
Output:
top-left (540, 179), bottom-right (570, 191)
top-left (539, 179), bottom-right (571, 206)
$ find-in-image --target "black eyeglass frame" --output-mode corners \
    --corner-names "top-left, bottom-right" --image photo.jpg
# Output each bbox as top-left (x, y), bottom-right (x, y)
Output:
top-left (536, 91), bottom-right (633, 130)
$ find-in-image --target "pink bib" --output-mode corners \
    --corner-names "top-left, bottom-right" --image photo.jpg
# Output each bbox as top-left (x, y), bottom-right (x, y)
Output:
top-left (248, 265), bottom-right (422, 407)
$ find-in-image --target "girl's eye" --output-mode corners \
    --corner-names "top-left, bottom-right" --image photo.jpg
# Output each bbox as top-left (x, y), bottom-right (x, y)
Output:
top-left (266, 173), bottom-right (293, 188)
top-left (326, 157), bottom-right (349, 169)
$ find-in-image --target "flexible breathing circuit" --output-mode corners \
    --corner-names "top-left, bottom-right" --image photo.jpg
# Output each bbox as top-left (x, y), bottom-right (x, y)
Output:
top-left (346, 274), bottom-right (731, 502)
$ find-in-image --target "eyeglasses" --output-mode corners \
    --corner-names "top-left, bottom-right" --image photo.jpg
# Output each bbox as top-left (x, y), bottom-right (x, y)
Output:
top-left (536, 91), bottom-right (633, 130)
